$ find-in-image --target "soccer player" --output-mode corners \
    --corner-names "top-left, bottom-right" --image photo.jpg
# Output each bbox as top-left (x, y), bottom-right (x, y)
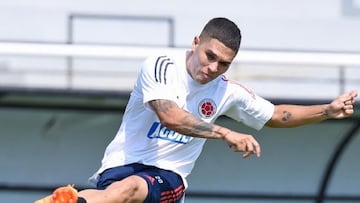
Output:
top-left (35, 17), bottom-right (358, 203)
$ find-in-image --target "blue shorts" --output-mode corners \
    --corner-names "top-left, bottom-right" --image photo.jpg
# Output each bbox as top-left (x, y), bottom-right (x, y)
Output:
top-left (97, 163), bottom-right (185, 203)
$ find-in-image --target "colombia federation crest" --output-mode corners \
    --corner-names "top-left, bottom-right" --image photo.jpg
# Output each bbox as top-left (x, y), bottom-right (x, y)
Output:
top-left (198, 99), bottom-right (217, 118)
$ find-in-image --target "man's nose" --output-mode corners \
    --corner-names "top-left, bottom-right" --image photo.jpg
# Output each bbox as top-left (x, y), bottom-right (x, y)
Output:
top-left (208, 62), bottom-right (218, 72)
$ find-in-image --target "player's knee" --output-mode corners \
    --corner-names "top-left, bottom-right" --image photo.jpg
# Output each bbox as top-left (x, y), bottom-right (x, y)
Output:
top-left (119, 179), bottom-right (141, 198)
top-left (106, 176), bottom-right (148, 202)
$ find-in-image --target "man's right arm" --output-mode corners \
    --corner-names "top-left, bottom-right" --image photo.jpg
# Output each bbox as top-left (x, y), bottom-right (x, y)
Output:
top-left (148, 99), bottom-right (261, 157)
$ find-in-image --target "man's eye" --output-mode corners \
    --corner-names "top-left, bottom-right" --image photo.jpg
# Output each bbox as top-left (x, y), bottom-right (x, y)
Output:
top-left (206, 53), bottom-right (216, 61)
top-left (220, 62), bottom-right (230, 67)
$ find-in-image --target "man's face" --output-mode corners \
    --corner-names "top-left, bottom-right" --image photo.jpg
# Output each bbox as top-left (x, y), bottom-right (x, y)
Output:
top-left (187, 36), bottom-right (236, 84)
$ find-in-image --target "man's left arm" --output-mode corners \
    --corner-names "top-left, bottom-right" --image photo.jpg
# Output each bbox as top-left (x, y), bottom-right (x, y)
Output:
top-left (266, 90), bottom-right (358, 128)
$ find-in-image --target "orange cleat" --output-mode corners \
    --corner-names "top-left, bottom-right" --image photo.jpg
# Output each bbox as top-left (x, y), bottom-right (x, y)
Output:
top-left (34, 184), bottom-right (78, 203)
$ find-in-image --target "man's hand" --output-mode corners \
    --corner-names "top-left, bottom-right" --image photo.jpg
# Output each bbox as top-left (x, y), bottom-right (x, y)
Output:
top-left (222, 131), bottom-right (261, 158)
top-left (326, 90), bottom-right (358, 119)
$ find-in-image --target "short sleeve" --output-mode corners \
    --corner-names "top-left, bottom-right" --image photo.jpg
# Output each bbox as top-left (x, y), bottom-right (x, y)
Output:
top-left (224, 81), bottom-right (275, 130)
top-left (139, 56), bottom-right (179, 104)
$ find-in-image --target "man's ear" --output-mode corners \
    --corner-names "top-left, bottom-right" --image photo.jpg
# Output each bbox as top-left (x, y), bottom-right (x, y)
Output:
top-left (191, 36), bottom-right (200, 51)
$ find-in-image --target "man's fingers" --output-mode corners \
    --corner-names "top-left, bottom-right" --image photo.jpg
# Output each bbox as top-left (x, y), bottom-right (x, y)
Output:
top-left (343, 97), bottom-right (356, 115)
top-left (226, 134), bottom-right (261, 158)
top-left (344, 100), bottom-right (353, 105)
top-left (242, 140), bottom-right (261, 158)
top-left (254, 142), bottom-right (261, 157)
top-left (344, 95), bottom-right (356, 105)
top-left (242, 151), bottom-right (253, 158)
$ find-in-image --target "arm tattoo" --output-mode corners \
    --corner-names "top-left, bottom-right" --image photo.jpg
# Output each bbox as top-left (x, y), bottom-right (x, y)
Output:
top-left (282, 110), bottom-right (292, 122)
top-left (181, 114), bottom-right (214, 137)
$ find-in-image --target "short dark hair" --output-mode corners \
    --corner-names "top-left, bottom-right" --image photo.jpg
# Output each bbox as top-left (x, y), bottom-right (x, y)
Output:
top-left (199, 17), bottom-right (241, 54)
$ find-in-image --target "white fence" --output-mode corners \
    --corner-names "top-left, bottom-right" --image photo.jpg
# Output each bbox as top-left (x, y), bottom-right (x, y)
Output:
top-left (0, 42), bottom-right (359, 100)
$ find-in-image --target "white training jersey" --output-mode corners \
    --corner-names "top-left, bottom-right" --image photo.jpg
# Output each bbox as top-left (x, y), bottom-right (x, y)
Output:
top-left (89, 52), bottom-right (275, 187)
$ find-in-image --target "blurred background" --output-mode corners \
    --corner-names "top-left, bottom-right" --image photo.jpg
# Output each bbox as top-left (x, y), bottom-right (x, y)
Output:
top-left (0, 0), bottom-right (359, 202)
